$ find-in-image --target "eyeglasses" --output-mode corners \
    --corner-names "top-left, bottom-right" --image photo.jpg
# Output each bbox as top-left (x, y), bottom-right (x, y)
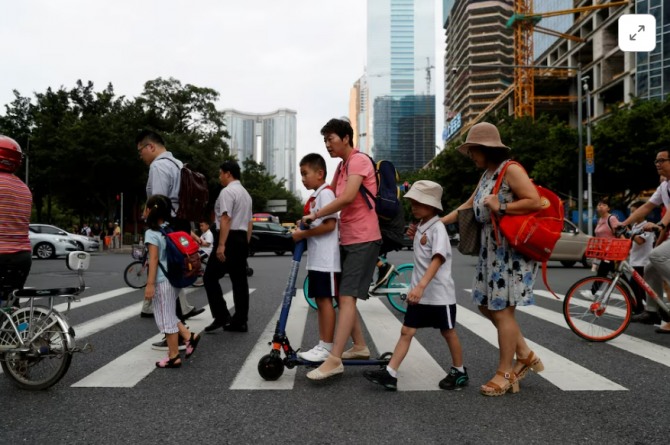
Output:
top-left (137, 143), bottom-right (151, 153)
top-left (654, 158), bottom-right (670, 165)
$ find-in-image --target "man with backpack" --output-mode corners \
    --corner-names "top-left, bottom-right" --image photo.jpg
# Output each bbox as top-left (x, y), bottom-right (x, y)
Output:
top-left (136, 130), bottom-right (205, 343)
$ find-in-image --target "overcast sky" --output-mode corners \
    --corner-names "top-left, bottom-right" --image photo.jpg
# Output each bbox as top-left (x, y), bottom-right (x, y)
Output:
top-left (1, 0), bottom-right (444, 196)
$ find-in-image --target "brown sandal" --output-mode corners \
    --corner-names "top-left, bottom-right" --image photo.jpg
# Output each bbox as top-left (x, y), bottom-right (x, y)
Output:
top-left (480, 371), bottom-right (519, 397)
top-left (514, 351), bottom-right (544, 381)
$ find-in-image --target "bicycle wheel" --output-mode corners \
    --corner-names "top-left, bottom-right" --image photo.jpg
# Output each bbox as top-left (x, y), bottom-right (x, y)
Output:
top-left (0, 306), bottom-right (72, 390)
top-left (124, 261), bottom-right (148, 289)
top-left (563, 276), bottom-right (633, 342)
top-left (302, 276), bottom-right (338, 310)
top-left (386, 264), bottom-right (414, 314)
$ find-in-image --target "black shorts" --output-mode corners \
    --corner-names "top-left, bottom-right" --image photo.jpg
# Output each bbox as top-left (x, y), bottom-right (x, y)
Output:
top-left (307, 270), bottom-right (339, 298)
top-left (403, 303), bottom-right (457, 330)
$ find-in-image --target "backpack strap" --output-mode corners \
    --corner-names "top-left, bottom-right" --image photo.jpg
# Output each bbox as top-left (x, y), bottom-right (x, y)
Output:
top-left (490, 160), bottom-right (518, 247)
top-left (341, 152), bottom-right (376, 211)
top-left (156, 226), bottom-right (172, 276)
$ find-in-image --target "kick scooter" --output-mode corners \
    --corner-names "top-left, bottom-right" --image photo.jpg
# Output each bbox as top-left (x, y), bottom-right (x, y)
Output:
top-left (257, 229), bottom-right (392, 381)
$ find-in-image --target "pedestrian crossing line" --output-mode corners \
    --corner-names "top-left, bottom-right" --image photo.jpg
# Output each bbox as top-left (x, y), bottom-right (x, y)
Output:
top-left (53, 287), bottom-right (137, 313)
top-left (517, 299), bottom-right (670, 369)
top-left (71, 290), bottom-right (245, 388)
top-left (460, 292), bottom-right (626, 391)
top-left (534, 289), bottom-right (628, 319)
top-left (356, 297), bottom-right (447, 391)
top-left (230, 290), bottom-right (310, 390)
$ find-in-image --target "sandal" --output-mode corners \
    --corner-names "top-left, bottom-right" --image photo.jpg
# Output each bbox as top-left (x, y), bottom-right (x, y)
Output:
top-left (156, 354), bottom-right (182, 369)
top-left (514, 351), bottom-right (544, 381)
top-left (480, 371), bottom-right (519, 397)
top-left (185, 332), bottom-right (201, 359)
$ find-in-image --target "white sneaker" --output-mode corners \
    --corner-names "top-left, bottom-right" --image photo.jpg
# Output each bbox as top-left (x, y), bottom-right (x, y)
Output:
top-left (297, 345), bottom-right (330, 362)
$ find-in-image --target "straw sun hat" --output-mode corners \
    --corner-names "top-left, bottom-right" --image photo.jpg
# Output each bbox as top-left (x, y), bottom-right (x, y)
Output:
top-left (457, 122), bottom-right (511, 155)
top-left (404, 180), bottom-right (443, 211)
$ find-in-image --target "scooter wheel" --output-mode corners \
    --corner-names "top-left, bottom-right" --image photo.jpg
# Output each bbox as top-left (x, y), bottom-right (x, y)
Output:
top-left (378, 352), bottom-right (393, 361)
top-left (258, 354), bottom-right (284, 381)
top-left (246, 267), bottom-right (254, 277)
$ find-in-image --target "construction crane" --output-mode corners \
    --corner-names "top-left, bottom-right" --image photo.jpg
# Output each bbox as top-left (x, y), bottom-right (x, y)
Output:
top-left (368, 58), bottom-right (435, 95)
top-left (507, 0), bottom-right (630, 118)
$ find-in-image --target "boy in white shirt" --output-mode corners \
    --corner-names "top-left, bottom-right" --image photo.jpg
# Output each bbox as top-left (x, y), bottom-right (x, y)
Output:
top-left (364, 180), bottom-right (467, 391)
top-left (193, 220), bottom-right (214, 259)
top-left (292, 153), bottom-right (340, 362)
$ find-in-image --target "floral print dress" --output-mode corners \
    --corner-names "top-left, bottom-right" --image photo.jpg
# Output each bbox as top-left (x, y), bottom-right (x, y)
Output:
top-left (471, 161), bottom-right (537, 310)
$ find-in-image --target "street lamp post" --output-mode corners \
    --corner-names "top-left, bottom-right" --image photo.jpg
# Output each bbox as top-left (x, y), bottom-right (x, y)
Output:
top-left (583, 77), bottom-right (594, 235)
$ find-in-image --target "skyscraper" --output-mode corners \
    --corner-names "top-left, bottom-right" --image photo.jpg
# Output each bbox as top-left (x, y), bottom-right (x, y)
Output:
top-left (367, 0), bottom-right (436, 172)
top-left (636, 0), bottom-right (669, 100)
top-left (223, 108), bottom-right (297, 193)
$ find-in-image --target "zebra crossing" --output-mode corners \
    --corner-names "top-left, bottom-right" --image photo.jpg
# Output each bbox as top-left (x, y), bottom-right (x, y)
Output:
top-left (7, 285), bottom-right (669, 391)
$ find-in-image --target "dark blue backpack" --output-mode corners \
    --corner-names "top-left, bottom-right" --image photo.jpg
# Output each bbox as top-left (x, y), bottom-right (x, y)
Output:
top-left (157, 227), bottom-right (202, 288)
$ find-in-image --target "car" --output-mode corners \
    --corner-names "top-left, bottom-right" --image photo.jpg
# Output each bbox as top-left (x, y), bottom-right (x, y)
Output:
top-left (249, 222), bottom-right (295, 256)
top-left (28, 227), bottom-right (78, 259)
top-left (550, 219), bottom-right (592, 268)
top-left (29, 224), bottom-right (100, 252)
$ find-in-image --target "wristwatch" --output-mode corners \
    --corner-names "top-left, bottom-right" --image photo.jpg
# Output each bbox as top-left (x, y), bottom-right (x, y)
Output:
top-left (499, 203), bottom-right (507, 216)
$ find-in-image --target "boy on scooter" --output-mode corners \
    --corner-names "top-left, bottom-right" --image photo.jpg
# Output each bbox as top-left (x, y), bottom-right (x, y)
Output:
top-left (364, 180), bottom-right (468, 391)
top-left (292, 153), bottom-right (340, 362)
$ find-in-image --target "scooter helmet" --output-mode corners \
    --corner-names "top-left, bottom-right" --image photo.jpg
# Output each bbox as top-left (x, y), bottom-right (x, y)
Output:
top-left (0, 135), bottom-right (23, 173)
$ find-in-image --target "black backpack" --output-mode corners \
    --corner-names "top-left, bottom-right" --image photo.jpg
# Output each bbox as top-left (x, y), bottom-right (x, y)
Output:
top-left (338, 153), bottom-right (404, 244)
top-left (161, 158), bottom-right (209, 222)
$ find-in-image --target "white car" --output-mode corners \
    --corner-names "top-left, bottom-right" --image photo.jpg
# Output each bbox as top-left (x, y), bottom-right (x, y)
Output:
top-left (29, 224), bottom-right (100, 252)
top-left (28, 227), bottom-right (78, 259)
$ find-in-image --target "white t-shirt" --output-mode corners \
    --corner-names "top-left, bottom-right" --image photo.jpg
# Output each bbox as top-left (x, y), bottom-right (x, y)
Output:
top-left (649, 180), bottom-right (670, 209)
top-left (410, 216), bottom-right (455, 305)
top-left (200, 229), bottom-right (213, 256)
top-left (630, 221), bottom-right (654, 267)
top-left (305, 184), bottom-right (340, 272)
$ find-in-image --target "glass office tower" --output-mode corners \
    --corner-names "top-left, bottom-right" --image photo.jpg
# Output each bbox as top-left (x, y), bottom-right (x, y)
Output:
top-left (636, 0), bottom-right (669, 100)
top-left (367, 0), bottom-right (436, 171)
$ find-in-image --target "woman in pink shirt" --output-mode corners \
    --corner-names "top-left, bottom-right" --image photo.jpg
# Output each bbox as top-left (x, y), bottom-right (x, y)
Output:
top-left (592, 198), bottom-right (620, 292)
top-left (302, 118), bottom-right (382, 380)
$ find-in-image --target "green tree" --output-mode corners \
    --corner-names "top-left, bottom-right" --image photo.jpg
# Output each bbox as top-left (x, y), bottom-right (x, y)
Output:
top-left (241, 158), bottom-right (303, 222)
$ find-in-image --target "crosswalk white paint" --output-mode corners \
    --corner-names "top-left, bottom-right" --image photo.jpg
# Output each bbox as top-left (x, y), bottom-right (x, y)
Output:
top-left (461, 290), bottom-right (626, 391)
top-left (72, 290), bottom-right (245, 388)
top-left (230, 290), bottom-right (310, 390)
top-left (4, 282), bottom-right (670, 391)
top-left (357, 297), bottom-right (447, 391)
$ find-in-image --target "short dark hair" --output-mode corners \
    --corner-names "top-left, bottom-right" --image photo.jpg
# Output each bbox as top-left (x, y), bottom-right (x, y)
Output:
top-left (220, 160), bottom-right (241, 179)
top-left (135, 129), bottom-right (165, 146)
top-left (145, 194), bottom-right (172, 231)
top-left (299, 153), bottom-right (327, 176)
top-left (598, 197), bottom-right (611, 206)
top-left (320, 118), bottom-right (354, 147)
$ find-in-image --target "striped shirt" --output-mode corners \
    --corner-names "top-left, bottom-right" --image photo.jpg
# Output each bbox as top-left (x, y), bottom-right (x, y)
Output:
top-left (0, 173), bottom-right (32, 254)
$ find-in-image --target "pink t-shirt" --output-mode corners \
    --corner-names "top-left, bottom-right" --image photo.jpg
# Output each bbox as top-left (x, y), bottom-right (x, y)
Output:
top-left (335, 150), bottom-right (382, 245)
top-left (595, 214), bottom-right (619, 238)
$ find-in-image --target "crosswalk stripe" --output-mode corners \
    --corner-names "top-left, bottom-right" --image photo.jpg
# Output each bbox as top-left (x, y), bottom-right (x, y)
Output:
top-left (230, 290), bottom-right (310, 390)
top-left (71, 290), bottom-right (243, 388)
top-left (518, 301), bottom-right (670, 368)
top-left (534, 289), bottom-right (628, 318)
top-left (460, 291), bottom-right (626, 391)
top-left (357, 298), bottom-right (447, 391)
top-left (54, 287), bottom-right (137, 313)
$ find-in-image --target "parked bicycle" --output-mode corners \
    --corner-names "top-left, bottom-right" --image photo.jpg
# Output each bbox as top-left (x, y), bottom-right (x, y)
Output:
top-left (563, 227), bottom-right (670, 342)
top-left (302, 256), bottom-right (413, 313)
top-left (0, 251), bottom-right (92, 390)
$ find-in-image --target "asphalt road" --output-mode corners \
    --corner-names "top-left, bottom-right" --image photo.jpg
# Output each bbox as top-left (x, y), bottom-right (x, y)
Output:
top-left (0, 248), bottom-right (668, 444)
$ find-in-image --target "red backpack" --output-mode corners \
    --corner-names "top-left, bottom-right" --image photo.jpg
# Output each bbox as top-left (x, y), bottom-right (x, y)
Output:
top-left (492, 161), bottom-right (564, 297)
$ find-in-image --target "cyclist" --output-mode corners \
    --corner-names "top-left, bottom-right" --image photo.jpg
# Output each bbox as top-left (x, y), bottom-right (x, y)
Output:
top-left (0, 135), bottom-right (32, 304)
top-left (620, 149), bottom-right (670, 326)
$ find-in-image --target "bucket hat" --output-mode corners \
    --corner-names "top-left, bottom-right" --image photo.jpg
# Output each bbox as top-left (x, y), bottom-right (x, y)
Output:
top-left (404, 180), bottom-right (443, 211)
top-left (457, 122), bottom-right (510, 155)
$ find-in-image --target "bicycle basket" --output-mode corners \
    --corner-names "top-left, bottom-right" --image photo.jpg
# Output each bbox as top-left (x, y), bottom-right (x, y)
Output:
top-left (585, 238), bottom-right (631, 261)
top-left (131, 244), bottom-right (145, 260)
